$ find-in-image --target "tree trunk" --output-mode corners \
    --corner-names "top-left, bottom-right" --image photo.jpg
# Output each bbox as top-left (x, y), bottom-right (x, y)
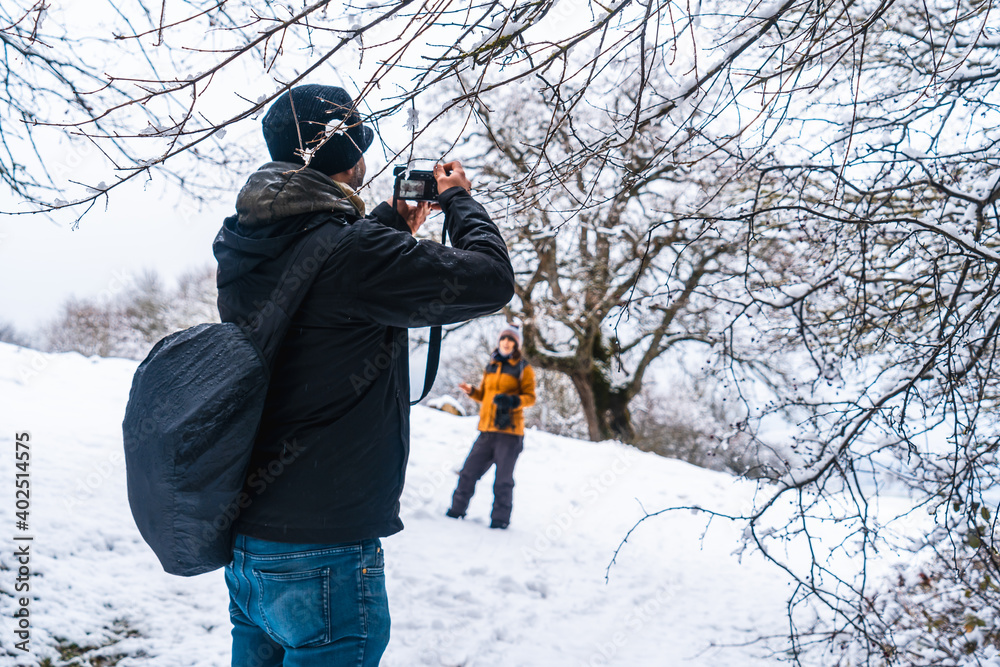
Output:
top-left (602, 391), bottom-right (635, 443)
top-left (568, 369), bottom-right (636, 443)
top-left (568, 372), bottom-right (602, 442)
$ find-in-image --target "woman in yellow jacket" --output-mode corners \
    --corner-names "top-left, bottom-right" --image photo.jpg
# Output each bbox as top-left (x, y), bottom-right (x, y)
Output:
top-left (446, 322), bottom-right (536, 529)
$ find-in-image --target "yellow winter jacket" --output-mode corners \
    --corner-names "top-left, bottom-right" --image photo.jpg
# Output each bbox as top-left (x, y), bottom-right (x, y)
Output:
top-left (469, 352), bottom-right (536, 436)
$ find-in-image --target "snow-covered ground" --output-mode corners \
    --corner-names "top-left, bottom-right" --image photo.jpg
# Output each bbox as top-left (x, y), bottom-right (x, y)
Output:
top-left (0, 343), bottom-right (795, 666)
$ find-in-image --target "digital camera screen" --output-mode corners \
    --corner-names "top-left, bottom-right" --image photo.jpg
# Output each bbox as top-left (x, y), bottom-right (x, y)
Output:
top-left (399, 179), bottom-right (427, 199)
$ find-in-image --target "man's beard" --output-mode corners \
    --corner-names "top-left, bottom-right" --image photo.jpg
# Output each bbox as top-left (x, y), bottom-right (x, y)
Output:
top-left (348, 162), bottom-right (366, 190)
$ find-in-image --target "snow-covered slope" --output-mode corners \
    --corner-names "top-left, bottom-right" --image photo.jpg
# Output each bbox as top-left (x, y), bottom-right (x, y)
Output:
top-left (0, 343), bottom-right (792, 666)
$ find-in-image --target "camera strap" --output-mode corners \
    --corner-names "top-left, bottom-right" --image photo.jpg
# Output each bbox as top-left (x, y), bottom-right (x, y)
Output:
top-left (410, 214), bottom-right (447, 406)
top-left (412, 325), bottom-right (441, 406)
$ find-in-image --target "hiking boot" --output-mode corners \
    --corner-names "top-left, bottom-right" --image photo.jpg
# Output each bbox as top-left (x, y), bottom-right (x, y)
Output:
top-left (445, 509), bottom-right (464, 519)
top-left (489, 520), bottom-right (509, 530)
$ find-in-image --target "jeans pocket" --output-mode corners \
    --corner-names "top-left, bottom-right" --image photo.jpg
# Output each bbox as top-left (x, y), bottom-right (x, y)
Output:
top-left (254, 567), bottom-right (332, 648)
top-left (363, 543), bottom-right (384, 576)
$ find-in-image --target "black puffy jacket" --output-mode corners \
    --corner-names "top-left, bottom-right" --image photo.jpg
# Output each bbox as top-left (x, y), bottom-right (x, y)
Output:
top-left (213, 162), bottom-right (514, 543)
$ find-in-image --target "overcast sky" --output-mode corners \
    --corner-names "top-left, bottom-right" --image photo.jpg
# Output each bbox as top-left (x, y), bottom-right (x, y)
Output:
top-left (1, 160), bottom-right (232, 332)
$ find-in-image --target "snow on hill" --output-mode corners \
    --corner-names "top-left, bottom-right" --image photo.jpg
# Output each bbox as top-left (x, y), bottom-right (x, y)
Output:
top-left (0, 343), bottom-right (794, 666)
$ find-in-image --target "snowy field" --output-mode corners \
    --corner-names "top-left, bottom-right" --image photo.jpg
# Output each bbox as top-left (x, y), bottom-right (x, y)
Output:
top-left (0, 343), bottom-right (798, 666)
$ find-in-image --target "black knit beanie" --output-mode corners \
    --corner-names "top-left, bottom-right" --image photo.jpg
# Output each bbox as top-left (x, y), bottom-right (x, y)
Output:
top-left (261, 84), bottom-right (374, 175)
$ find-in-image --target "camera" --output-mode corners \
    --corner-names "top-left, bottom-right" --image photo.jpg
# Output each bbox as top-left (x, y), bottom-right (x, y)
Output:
top-left (393, 166), bottom-right (439, 202)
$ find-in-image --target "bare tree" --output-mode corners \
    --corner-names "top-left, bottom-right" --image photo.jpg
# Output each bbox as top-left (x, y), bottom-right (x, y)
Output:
top-left (0, 320), bottom-right (33, 347)
top-left (459, 77), bottom-right (741, 442)
top-left (709, 3), bottom-right (1000, 660)
top-left (46, 297), bottom-right (133, 358)
top-left (583, 1), bottom-right (1000, 661)
top-left (0, 0), bottom-right (838, 219)
top-left (46, 267), bottom-right (218, 359)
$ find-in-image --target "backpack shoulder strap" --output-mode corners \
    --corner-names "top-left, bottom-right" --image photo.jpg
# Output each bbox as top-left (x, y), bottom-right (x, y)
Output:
top-left (242, 222), bottom-right (346, 369)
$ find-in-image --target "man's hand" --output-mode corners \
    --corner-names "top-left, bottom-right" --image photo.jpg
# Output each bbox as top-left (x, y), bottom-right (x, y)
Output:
top-left (458, 382), bottom-right (473, 395)
top-left (434, 161), bottom-right (472, 194)
top-left (392, 199), bottom-right (432, 235)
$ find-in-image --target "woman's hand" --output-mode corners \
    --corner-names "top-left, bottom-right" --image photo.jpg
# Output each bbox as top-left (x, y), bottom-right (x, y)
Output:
top-left (458, 382), bottom-right (473, 395)
top-left (492, 393), bottom-right (521, 408)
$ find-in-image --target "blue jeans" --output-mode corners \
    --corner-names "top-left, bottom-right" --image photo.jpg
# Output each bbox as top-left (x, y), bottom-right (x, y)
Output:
top-left (225, 534), bottom-right (390, 667)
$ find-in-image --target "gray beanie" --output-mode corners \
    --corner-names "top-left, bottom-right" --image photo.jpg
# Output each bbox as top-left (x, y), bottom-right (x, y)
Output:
top-left (261, 84), bottom-right (374, 175)
top-left (498, 322), bottom-right (523, 349)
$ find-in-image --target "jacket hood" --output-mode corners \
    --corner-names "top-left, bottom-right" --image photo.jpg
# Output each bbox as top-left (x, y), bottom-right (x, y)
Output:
top-left (214, 162), bottom-right (361, 289)
top-left (236, 161), bottom-right (364, 227)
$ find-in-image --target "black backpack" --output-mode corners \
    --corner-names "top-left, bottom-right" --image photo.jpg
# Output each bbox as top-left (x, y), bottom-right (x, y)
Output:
top-left (122, 221), bottom-right (345, 576)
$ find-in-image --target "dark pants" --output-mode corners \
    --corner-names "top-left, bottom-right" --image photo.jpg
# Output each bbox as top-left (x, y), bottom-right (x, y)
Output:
top-left (449, 431), bottom-right (524, 524)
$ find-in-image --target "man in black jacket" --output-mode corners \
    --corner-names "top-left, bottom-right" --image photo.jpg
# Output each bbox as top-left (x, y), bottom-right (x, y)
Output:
top-left (214, 84), bottom-right (514, 666)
